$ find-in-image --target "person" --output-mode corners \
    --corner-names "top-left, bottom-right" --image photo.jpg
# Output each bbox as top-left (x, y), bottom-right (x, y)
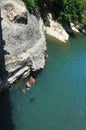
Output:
top-left (44, 52), bottom-right (48, 59)
top-left (22, 76), bottom-right (35, 93)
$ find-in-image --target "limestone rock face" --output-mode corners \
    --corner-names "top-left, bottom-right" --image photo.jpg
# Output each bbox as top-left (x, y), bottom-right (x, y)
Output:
top-left (70, 23), bottom-right (80, 33)
top-left (44, 13), bottom-right (69, 43)
top-left (0, 0), bottom-right (46, 90)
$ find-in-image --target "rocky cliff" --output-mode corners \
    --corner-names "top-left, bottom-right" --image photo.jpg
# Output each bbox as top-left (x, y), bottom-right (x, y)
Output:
top-left (0, 0), bottom-right (46, 91)
top-left (44, 13), bottom-right (69, 43)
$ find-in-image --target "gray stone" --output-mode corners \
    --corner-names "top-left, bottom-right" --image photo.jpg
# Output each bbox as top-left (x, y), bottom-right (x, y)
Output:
top-left (0, 0), bottom-right (46, 91)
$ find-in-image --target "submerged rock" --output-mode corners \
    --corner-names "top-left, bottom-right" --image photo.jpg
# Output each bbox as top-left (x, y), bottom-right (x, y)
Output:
top-left (0, 0), bottom-right (46, 91)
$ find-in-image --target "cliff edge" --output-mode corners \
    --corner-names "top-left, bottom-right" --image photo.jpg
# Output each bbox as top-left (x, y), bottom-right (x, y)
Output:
top-left (0, 0), bottom-right (46, 91)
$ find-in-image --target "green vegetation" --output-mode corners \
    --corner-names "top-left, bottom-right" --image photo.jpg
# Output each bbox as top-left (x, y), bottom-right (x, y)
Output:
top-left (23, 0), bottom-right (86, 26)
top-left (82, 0), bottom-right (86, 25)
top-left (60, 0), bottom-right (83, 21)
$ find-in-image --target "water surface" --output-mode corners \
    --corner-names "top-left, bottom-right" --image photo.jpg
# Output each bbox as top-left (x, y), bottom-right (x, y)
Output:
top-left (4, 35), bottom-right (86, 130)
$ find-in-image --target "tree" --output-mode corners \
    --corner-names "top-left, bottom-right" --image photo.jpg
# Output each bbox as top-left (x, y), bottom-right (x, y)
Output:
top-left (23, 0), bottom-right (85, 25)
top-left (59, 0), bottom-right (83, 22)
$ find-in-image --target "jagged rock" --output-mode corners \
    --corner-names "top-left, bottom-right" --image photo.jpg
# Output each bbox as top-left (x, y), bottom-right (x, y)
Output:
top-left (44, 13), bottom-right (69, 43)
top-left (70, 23), bottom-right (80, 33)
top-left (0, 0), bottom-right (46, 90)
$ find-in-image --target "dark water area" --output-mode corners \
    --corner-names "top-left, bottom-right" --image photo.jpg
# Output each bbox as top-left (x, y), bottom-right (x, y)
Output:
top-left (0, 8), bottom-right (11, 130)
top-left (0, 34), bottom-right (86, 130)
top-left (0, 91), bottom-right (14, 130)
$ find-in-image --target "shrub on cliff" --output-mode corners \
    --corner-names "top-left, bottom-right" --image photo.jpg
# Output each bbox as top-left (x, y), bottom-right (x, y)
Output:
top-left (23, 0), bottom-right (86, 26)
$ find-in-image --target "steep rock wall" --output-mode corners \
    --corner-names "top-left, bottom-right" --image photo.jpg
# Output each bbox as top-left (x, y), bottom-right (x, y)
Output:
top-left (44, 14), bottom-right (69, 43)
top-left (0, 0), bottom-right (46, 91)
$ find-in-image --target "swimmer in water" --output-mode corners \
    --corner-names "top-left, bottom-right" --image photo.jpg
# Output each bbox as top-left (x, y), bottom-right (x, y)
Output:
top-left (22, 76), bottom-right (35, 93)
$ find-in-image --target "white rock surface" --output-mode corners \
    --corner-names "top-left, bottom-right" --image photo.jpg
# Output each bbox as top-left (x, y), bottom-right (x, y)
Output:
top-left (45, 13), bottom-right (69, 43)
top-left (70, 23), bottom-right (80, 33)
top-left (0, 0), bottom-right (46, 89)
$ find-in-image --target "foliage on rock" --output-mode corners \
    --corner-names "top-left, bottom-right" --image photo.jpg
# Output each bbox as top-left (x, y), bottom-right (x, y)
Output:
top-left (23, 0), bottom-right (86, 26)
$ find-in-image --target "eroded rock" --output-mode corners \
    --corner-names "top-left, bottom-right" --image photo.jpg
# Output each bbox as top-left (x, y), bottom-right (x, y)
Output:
top-left (0, 0), bottom-right (46, 90)
top-left (44, 13), bottom-right (69, 43)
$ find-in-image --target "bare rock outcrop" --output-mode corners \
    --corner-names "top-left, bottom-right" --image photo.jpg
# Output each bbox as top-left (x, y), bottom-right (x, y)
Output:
top-left (0, 0), bottom-right (46, 91)
top-left (44, 13), bottom-right (69, 43)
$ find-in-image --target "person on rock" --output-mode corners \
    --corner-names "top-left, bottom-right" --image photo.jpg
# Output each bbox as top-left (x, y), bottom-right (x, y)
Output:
top-left (44, 52), bottom-right (48, 59)
top-left (45, 53), bottom-right (48, 59)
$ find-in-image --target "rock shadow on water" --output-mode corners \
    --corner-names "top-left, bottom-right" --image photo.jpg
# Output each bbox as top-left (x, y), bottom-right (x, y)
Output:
top-left (0, 9), bottom-right (14, 130)
top-left (0, 9), bottom-right (9, 91)
top-left (30, 96), bottom-right (36, 103)
top-left (0, 91), bottom-right (15, 130)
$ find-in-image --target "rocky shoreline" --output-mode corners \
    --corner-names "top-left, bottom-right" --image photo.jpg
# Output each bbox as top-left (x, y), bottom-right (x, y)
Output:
top-left (0, 0), bottom-right (86, 92)
top-left (44, 13), bottom-right (86, 42)
top-left (0, 0), bottom-right (46, 91)
top-left (44, 13), bottom-right (69, 43)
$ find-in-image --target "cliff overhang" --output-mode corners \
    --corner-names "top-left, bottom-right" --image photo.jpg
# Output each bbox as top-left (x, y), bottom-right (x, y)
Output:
top-left (0, 0), bottom-right (46, 91)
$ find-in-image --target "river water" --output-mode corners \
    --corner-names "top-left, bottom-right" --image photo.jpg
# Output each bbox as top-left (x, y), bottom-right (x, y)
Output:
top-left (1, 34), bottom-right (86, 130)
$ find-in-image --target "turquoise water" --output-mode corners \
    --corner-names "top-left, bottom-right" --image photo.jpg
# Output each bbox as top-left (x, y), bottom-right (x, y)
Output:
top-left (1, 34), bottom-right (86, 130)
